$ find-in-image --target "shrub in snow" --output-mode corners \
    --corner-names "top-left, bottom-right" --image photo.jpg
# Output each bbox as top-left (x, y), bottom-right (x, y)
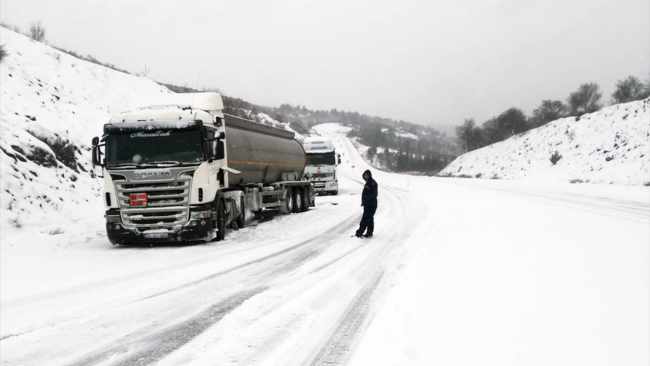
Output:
top-left (550, 151), bottom-right (562, 165)
top-left (27, 146), bottom-right (58, 168)
top-left (0, 44), bottom-right (7, 63)
top-left (29, 21), bottom-right (46, 43)
top-left (8, 217), bottom-right (22, 228)
top-left (27, 131), bottom-right (81, 172)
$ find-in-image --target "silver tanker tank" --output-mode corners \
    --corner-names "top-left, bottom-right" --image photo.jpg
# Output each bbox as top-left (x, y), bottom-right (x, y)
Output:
top-left (224, 114), bottom-right (306, 187)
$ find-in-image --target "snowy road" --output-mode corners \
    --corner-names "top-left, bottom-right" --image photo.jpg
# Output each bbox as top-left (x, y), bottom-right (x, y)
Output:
top-left (1, 130), bottom-right (649, 366)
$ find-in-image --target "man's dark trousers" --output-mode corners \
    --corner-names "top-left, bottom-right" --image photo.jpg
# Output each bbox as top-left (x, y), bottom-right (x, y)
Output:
top-left (357, 204), bottom-right (377, 236)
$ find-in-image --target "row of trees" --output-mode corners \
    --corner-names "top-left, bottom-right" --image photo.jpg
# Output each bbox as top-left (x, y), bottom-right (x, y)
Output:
top-left (456, 77), bottom-right (650, 152)
top-left (366, 146), bottom-right (451, 173)
top-left (348, 123), bottom-right (458, 172)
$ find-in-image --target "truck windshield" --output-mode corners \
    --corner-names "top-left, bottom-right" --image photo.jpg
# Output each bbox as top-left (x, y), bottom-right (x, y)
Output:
top-left (306, 152), bottom-right (336, 166)
top-left (105, 130), bottom-right (203, 168)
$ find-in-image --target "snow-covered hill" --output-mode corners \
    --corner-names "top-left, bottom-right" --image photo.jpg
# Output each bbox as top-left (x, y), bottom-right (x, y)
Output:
top-left (439, 99), bottom-right (650, 186)
top-left (0, 27), bottom-right (172, 240)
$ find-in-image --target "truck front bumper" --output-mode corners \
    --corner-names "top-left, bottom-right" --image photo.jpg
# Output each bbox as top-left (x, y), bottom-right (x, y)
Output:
top-left (105, 207), bottom-right (216, 245)
top-left (313, 180), bottom-right (338, 193)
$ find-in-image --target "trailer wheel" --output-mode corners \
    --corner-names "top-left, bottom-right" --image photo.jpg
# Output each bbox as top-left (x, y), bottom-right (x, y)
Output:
top-left (280, 187), bottom-right (293, 214)
top-left (293, 188), bottom-right (302, 213)
top-left (300, 187), bottom-right (310, 212)
top-left (215, 199), bottom-right (226, 241)
top-left (236, 195), bottom-right (246, 228)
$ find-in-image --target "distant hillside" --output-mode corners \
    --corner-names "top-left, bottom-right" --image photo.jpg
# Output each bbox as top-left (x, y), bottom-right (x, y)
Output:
top-left (439, 98), bottom-right (650, 186)
top-left (274, 104), bottom-right (462, 173)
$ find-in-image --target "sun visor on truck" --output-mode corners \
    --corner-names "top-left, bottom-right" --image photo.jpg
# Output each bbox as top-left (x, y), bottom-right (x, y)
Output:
top-left (103, 120), bottom-right (204, 133)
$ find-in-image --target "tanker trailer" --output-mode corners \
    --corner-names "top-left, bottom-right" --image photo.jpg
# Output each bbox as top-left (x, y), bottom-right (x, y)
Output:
top-left (91, 92), bottom-right (315, 245)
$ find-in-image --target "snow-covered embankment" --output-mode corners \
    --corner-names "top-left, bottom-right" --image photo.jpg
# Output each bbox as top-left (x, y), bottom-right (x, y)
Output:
top-left (0, 27), bottom-right (171, 241)
top-left (439, 99), bottom-right (650, 186)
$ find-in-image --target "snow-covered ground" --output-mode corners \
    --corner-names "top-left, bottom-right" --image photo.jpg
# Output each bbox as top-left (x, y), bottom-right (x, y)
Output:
top-left (5, 120), bottom-right (648, 365)
top-left (440, 99), bottom-right (650, 185)
top-left (2, 28), bottom-right (649, 366)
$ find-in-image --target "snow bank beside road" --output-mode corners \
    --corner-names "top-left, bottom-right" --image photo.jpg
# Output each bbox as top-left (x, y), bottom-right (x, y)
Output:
top-left (0, 27), bottom-right (171, 239)
top-left (439, 98), bottom-right (650, 186)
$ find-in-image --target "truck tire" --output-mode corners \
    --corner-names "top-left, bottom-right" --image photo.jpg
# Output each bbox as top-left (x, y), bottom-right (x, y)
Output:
top-left (236, 195), bottom-right (246, 228)
top-left (293, 188), bottom-right (302, 213)
top-left (280, 187), bottom-right (293, 214)
top-left (215, 199), bottom-right (226, 241)
top-left (300, 187), bottom-right (310, 212)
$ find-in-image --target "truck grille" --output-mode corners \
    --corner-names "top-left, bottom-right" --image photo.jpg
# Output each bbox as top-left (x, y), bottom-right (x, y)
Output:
top-left (115, 176), bottom-right (191, 229)
top-left (311, 173), bottom-right (329, 179)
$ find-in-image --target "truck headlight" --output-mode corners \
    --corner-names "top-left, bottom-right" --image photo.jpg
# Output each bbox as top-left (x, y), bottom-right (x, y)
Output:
top-left (190, 211), bottom-right (212, 219)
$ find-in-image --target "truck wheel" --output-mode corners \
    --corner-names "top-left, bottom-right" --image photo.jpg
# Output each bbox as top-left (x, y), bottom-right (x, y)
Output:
top-left (293, 188), bottom-right (302, 213)
top-left (236, 195), bottom-right (246, 228)
top-left (300, 187), bottom-right (310, 212)
top-left (215, 199), bottom-right (226, 241)
top-left (279, 187), bottom-right (293, 214)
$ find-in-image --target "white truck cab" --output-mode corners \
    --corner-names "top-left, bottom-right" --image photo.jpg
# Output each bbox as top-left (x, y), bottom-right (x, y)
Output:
top-left (302, 137), bottom-right (340, 195)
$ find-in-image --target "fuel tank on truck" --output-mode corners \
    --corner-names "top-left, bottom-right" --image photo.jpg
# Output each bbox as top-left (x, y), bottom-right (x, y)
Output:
top-left (224, 114), bottom-right (306, 187)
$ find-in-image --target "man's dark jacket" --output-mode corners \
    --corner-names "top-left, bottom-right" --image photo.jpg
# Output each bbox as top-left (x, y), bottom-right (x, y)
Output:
top-left (361, 170), bottom-right (378, 207)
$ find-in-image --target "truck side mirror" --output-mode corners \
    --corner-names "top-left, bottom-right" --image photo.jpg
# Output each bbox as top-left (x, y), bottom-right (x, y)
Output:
top-left (337, 154), bottom-right (341, 165)
top-left (216, 140), bottom-right (225, 160)
top-left (91, 138), bottom-right (104, 167)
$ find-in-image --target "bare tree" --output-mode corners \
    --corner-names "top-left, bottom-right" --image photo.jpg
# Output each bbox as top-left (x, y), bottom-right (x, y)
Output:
top-left (29, 21), bottom-right (46, 42)
top-left (480, 117), bottom-right (500, 146)
top-left (531, 100), bottom-right (567, 127)
top-left (139, 65), bottom-right (151, 77)
top-left (497, 108), bottom-right (528, 137)
top-left (567, 83), bottom-right (602, 116)
top-left (611, 76), bottom-right (649, 104)
top-left (455, 118), bottom-right (478, 152)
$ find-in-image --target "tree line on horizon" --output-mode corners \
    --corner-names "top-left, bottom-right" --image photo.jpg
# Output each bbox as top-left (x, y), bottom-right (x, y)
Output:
top-left (455, 77), bottom-right (650, 153)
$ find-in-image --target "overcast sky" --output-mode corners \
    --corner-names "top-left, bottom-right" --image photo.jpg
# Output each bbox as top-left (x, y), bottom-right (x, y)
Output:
top-left (2, 0), bottom-right (649, 126)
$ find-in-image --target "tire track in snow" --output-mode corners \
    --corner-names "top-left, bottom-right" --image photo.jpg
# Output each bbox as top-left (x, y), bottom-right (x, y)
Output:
top-left (135, 211), bottom-right (360, 304)
top-left (0, 211), bottom-right (360, 346)
top-left (65, 214), bottom-right (363, 366)
top-left (308, 272), bottom-right (384, 366)
top-left (304, 166), bottom-right (424, 366)
top-left (68, 288), bottom-right (266, 366)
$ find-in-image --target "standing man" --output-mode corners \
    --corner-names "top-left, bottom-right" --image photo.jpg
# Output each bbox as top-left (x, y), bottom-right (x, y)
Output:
top-left (355, 169), bottom-right (378, 238)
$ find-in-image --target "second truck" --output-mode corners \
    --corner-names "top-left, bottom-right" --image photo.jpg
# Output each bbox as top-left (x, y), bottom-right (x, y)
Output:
top-left (302, 137), bottom-right (341, 195)
top-left (91, 93), bottom-right (315, 244)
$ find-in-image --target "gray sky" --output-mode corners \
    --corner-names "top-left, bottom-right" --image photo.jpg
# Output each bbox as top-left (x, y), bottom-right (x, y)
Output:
top-left (2, 0), bottom-right (649, 126)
